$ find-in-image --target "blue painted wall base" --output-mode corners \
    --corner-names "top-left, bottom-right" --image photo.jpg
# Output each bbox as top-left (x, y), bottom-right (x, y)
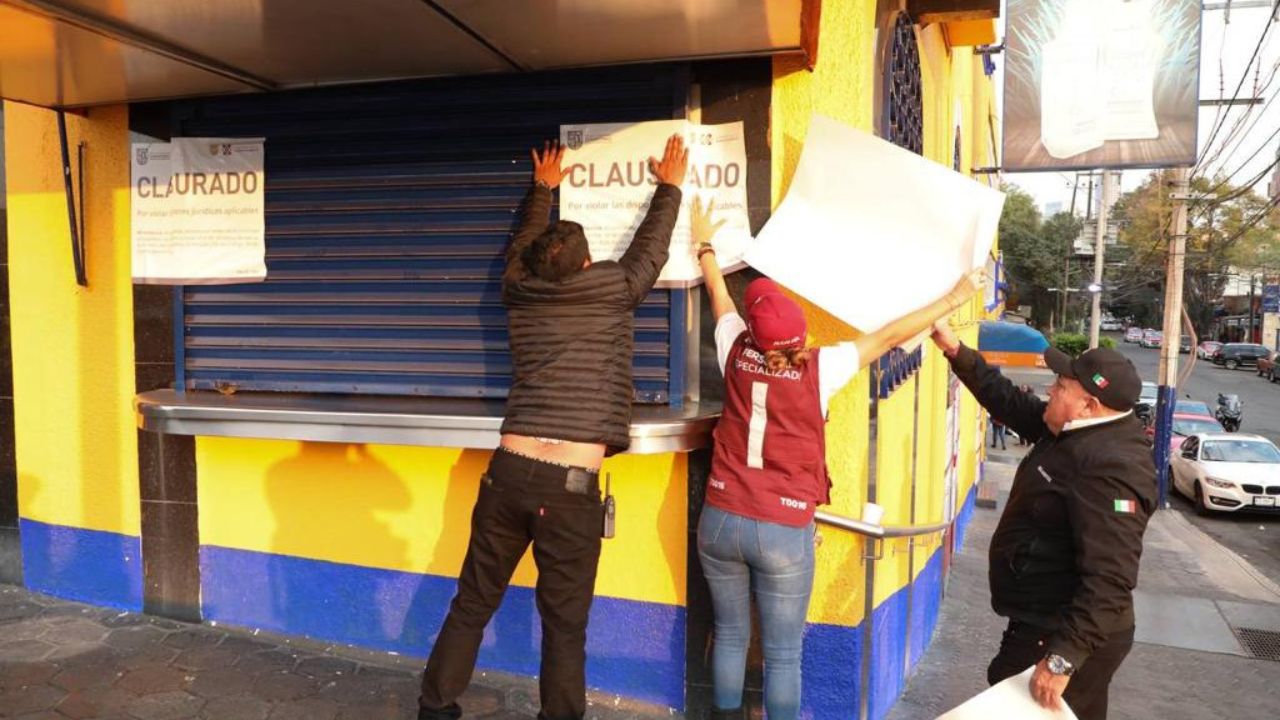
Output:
top-left (19, 518), bottom-right (143, 611)
top-left (200, 544), bottom-right (685, 708)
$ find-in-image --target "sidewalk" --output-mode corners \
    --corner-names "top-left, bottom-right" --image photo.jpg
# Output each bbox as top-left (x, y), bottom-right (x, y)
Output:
top-left (0, 588), bottom-right (671, 720)
top-left (888, 445), bottom-right (1280, 720)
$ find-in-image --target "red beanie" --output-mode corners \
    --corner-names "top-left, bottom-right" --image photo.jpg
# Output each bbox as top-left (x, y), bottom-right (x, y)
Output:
top-left (744, 278), bottom-right (807, 351)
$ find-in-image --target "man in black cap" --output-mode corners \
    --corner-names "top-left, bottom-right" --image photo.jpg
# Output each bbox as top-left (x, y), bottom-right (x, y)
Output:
top-left (931, 321), bottom-right (1155, 720)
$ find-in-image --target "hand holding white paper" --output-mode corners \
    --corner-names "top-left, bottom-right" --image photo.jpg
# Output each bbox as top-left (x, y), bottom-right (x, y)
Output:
top-left (745, 115), bottom-right (1005, 334)
top-left (935, 667), bottom-right (1079, 720)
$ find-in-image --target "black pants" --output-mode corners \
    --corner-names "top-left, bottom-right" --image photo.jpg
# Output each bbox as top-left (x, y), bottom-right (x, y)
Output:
top-left (419, 448), bottom-right (604, 720)
top-left (987, 620), bottom-right (1135, 720)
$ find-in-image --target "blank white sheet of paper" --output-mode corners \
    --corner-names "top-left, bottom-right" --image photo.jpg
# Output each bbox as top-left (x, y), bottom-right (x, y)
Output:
top-left (745, 115), bottom-right (1006, 333)
top-left (935, 667), bottom-right (1079, 720)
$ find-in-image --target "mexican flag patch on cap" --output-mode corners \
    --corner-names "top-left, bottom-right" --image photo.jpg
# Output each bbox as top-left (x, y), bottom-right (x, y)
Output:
top-left (1114, 499), bottom-right (1136, 514)
top-left (1093, 373), bottom-right (1110, 389)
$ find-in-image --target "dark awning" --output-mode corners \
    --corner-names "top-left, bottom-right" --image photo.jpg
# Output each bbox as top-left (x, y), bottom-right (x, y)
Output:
top-left (0, 0), bottom-right (805, 108)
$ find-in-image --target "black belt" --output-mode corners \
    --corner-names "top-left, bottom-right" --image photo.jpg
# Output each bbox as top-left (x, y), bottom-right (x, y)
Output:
top-left (490, 447), bottom-right (600, 496)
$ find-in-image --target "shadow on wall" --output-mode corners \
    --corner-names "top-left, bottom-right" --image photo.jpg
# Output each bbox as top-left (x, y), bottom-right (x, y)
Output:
top-left (399, 449), bottom-right (490, 654)
top-left (263, 442), bottom-right (411, 639)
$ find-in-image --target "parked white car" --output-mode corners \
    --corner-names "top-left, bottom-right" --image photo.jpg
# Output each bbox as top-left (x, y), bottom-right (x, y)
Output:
top-left (1170, 433), bottom-right (1280, 514)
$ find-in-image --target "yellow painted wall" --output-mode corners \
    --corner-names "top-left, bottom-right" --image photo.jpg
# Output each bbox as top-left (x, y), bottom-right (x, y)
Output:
top-left (196, 438), bottom-right (688, 606)
top-left (3, 102), bottom-right (140, 537)
top-left (770, 0), bottom-right (878, 627)
top-left (770, 1), bottom-right (1002, 617)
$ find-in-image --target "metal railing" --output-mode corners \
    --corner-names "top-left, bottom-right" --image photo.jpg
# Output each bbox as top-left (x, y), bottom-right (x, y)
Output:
top-left (814, 510), bottom-right (950, 539)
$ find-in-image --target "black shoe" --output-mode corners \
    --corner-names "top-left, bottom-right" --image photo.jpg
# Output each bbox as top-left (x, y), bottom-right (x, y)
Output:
top-left (419, 703), bottom-right (462, 720)
top-left (710, 708), bottom-right (746, 720)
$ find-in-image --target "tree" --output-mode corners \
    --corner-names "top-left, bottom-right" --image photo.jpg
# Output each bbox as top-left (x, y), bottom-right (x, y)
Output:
top-left (998, 185), bottom-right (1085, 327)
top-left (1107, 169), bottom-right (1280, 337)
top-left (998, 185), bottom-right (1046, 322)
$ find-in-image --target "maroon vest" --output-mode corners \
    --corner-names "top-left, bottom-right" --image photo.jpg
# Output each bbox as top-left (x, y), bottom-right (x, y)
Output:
top-left (708, 332), bottom-right (832, 527)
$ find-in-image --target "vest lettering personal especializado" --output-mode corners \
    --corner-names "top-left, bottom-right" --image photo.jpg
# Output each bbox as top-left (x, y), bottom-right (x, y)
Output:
top-left (707, 332), bottom-right (832, 527)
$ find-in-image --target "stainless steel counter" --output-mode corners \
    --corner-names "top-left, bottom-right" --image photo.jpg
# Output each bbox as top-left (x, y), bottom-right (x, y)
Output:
top-left (135, 390), bottom-right (720, 454)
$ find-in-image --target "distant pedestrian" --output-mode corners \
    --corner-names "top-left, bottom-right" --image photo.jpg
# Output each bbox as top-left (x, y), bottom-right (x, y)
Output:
top-left (931, 322), bottom-right (1156, 720)
top-left (991, 417), bottom-right (1007, 450)
top-left (1016, 386), bottom-right (1034, 445)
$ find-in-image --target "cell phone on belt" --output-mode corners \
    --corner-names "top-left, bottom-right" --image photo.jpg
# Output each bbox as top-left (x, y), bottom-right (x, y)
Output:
top-left (602, 473), bottom-right (616, 539)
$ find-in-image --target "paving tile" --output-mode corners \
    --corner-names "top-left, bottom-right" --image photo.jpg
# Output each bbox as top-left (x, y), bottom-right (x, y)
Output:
top-left (233, 649), bottom-right (299, 675)
top-left (104, 625), bottom-right (169, 652)
top-left (48, 618), bottom-right (111, 645)
top-left (0, 621), bottom-right (47, 642)
top-left (57, 687), bottom-right (137, 719)
top-left (160, 630), bottom-right (226, 652)
top-left (0, 602), bottom-right (44, 623)
top-left (456, 684), bottom-right (504, 716)
top-left (37, 603), bottom-right (110, 624)
top-left (45, 641), bottom-right (111, 661)
top-left (216, 636), bottom-right (277, 657)
top-left (0, 683), bottom-right (67, 715)
top-left (125, 690), bottom-right (205, 720)
top-left (1134, 591), bottom-right (1247, 656)
top-left (0, 661), bottom-right (58, 689)
top-left (118, 666), bottom-right (192, 696)
top-left (101, 612), bottom-right (149, 629)
top-left (250, 671), bottom-right (319, 702)
top-left (265, 697), bottom-right (341, 720)
top-left (200, 695), bottom-right (272, 720)
top-left (187, 667), bottom-right (258, 699)
top-left (1215, 598), bottom-right (1280, 632)
top-left (116, 645), bottom-right (180, 672)
top-left (0, 639), bottom-right (56, 663)
top-left (294, 656), bottom-right (357, 680)
top-left (51, 661), bottom-right (126, 691)
top-left (333, 695), bottom-right (412, 720)
top-left (171, 646), bottom-right (243, 673)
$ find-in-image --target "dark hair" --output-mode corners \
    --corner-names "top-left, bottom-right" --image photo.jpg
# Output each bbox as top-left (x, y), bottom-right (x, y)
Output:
top-left (524, 221), bottom-right (590, 281)
top-left (764, 347), bottom-right (812, 371)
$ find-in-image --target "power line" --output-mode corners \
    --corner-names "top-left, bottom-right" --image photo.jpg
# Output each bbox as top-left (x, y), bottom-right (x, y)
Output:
top-left (1194, 4), bottom-right (1279, 175)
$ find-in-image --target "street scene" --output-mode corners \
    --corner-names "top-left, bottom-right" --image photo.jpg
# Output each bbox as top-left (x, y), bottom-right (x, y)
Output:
top-left (4, 2), bottom-right (1280, 720)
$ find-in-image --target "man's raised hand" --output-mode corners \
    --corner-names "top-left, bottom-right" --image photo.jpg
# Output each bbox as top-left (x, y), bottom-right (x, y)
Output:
top-left (532, 140), bottom-right (566, 189)
top-left (649, 134), bottom-right (689, 187)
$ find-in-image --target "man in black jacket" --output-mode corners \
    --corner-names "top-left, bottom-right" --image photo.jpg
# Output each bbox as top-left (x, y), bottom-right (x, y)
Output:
top-left (931, 322), bottom-right (1156, 720)
top-left (418, 136), bottom-right (687, 720)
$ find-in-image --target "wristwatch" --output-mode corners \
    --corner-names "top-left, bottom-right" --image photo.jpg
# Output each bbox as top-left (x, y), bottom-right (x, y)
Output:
top-left (1045, 654), bottom-right (1075, 676)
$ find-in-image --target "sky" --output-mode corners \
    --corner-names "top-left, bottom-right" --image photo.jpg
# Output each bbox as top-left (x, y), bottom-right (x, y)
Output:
top-left (999, 2), bottom-right (1280, 216)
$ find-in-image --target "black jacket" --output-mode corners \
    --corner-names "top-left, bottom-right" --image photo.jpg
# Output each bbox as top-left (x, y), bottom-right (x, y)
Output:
top-left (949, 345), bottom-right (1156, 668)
top-left (500, 184), bottom-right (682, 454)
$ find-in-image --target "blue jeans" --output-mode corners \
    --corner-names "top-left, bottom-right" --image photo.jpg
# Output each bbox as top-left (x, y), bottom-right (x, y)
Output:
top-left (697, 505), bottom-right (816, 720)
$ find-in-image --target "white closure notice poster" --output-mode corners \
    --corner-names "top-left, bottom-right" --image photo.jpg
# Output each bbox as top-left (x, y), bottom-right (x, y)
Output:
top-left (746, 115), bottom-right (1006, 333)
top-left (559, 120), bottom-right (750, 286)
top-left (131, 138), bottom-right (266, 284)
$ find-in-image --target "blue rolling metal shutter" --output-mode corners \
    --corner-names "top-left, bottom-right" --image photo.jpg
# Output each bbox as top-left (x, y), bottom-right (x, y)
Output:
top-left (172, 66), bottom-right (687, 403)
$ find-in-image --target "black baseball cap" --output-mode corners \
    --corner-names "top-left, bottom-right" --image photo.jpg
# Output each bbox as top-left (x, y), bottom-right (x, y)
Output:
top-left (1043, 346), bottom-right (1142, 411)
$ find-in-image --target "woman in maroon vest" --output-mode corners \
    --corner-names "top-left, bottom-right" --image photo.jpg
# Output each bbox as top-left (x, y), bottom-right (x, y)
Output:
top-left (692, 199), bottom-right (977, 720)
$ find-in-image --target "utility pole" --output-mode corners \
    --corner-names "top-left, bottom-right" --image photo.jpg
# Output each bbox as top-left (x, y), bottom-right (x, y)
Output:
top-left (1154, 168), bottom-right (1192, 509)
top-left (1089, 171), bottom-right (1115, 348)
top-left (1249, 275), bottom-right (1257, 343)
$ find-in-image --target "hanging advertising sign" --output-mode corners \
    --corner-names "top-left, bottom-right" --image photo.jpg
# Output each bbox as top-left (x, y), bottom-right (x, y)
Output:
top-left (131, 138), bottom-right (266, 284)
top-left (1263, 284), bottom-right (1280, 313)
top-left (559, 120), bottom-right (750, 287)
top-left (1003, 0), bottom-right (1202, 171)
